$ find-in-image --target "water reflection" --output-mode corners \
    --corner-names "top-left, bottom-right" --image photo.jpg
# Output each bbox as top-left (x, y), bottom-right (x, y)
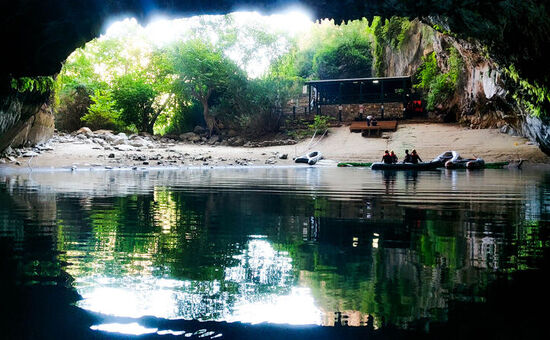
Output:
top-left (74, 237), bottom-right (320, 325)
top-left (1, 168), bottom-right (549, 332)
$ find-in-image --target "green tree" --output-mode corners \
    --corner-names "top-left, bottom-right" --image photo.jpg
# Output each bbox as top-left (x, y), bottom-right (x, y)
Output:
top-left (313, 42), bottom-right (372, 79)
top-left (166, 39), bottom-right (245, 136)
top-left (112, 73), bottom-right (173, 133)
top-left (81, 89), bottom-right (121, 130)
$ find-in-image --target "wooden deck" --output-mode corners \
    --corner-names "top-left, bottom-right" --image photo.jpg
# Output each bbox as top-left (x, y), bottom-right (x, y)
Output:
top-left (349, 121), bottom-right (398, 136)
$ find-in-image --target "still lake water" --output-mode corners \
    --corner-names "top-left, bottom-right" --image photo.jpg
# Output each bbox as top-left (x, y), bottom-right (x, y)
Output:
top-left (1, 167), bottom-right (549, 337)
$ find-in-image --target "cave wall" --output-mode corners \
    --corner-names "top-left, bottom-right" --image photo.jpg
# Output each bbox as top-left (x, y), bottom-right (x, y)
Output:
top-left (380, 19), bottom-right (550, 154)
top-left (0, 91), bottom-right (54, 152)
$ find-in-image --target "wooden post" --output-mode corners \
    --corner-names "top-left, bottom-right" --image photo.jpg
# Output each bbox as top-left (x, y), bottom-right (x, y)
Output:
top-left (316, 88), bottom-right (321, 115)
top-left (308, 85), bottom-right (312, 115)
top-left (380, 80), bottom-right (384, 120)
top-left (402, 78), bottom-right (406, 103)
top-left (338, 82), bottom-right (343, 122)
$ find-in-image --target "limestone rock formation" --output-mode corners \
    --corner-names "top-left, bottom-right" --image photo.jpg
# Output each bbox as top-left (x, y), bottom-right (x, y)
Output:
top-left (380, 19), bottom-right (550, 154)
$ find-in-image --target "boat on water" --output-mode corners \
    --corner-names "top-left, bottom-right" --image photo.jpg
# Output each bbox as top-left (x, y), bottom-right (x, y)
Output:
top-left (370, 151), bottom-right (455, 171)
top-left (295, 151), bottom-right (323, 165)
top-left (371, 161), bottom-right (441, 170)
top-left (444, 151), bottom-right (485, 169)
top-left (338, 151), bottom-right (508, 170)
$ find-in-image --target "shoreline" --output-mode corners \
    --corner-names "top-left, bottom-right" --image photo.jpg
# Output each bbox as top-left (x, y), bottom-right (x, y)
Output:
top-left (1, 123), bottom-right (549, 172)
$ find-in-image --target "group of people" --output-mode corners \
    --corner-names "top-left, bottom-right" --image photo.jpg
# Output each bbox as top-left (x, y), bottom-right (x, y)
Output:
top-left (382, 149), bottom-right (422, 164)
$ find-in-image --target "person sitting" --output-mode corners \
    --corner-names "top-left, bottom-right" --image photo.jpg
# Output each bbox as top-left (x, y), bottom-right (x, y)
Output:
top-left (366, 115), bottom-right (373, 126)
top-left (403, 149), bottom-right (412, 163)
top-left (371, 116), bottom-right (378, 126)
top-left (411, 149), bottom-right (423, 164)
top-left (390, 150), bottom-right (398, 163)
top-left (382, 150), bottom-right (393, 164)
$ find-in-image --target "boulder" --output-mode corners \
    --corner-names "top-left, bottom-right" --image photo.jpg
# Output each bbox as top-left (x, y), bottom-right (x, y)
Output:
top-left (112, 137), bottom-right (127, 146)
top-left (101, 133), bottom-right (117, 143)
top-left (3, 146), bottom-right (14, 156)
top-left (207, 135), bottom-right (220, 145)
top-left (179, 132), bottom-right (198, 141)
top-left (129, 138), bottom-right (147, 147)
top-left (228, 137), bottom-right (244, 146)
top-left (114, 144), bottom-right (134, 151)
top-left (76, 127), bottom-right (93, 136)
top-left (193, 125), bottom-right (207, 134)
top-left (92, 138), bottom-right (106, 146)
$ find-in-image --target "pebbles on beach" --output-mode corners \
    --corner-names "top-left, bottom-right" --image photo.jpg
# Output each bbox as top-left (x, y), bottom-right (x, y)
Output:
top-left (4, 123), bottom-right (543, 170)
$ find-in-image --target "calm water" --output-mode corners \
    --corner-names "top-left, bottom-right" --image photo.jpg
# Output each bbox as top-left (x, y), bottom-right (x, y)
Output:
top-left (1, 167), bottom-right (549, 337)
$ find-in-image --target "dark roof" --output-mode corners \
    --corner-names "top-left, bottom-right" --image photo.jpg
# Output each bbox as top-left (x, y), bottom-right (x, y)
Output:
top-left (305, 76), bottom-right (411, 85)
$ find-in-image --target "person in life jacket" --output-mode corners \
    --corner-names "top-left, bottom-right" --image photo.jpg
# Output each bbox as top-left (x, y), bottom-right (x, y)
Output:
top-left (403, 149), bottom-right (412, 163)
top-left (410, 149), bottom-right (423, 164)
top-left (382, 150), bottom-right (393, 164)
top-left (390, 150), bottom-right (398, 163)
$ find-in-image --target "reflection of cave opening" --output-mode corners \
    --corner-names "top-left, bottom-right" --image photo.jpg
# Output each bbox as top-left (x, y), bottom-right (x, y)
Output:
top-left (73, 236), bottom-right (321, 325)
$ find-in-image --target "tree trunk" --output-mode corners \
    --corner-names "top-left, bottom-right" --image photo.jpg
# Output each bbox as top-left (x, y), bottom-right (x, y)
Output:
top-left (202, 100), bottom-right (216, 137)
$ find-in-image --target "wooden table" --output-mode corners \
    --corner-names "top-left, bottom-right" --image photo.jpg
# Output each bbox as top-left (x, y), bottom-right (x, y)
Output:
top-left (349, 121), bottom-right (398, 136)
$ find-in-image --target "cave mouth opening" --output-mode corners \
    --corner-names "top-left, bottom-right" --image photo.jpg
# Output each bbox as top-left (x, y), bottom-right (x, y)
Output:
top-left (53, 8), bottom-right (383, 136)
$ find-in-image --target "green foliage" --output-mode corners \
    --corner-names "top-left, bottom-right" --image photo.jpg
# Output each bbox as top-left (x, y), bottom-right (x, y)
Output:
top-left (504, 65), bottom-right (550, 117)
top-left (308, 115), bottom-right (331, 133)
top-left (55, 86), bottom-right (92, 132)
top-left (371, 17), bottom-right (411, 76)
top-left (166, 39), bottom-right (242, 105)
top-left (414, 48), bottom-right (463, 111)
top-left (11, 76), bottom-right (54, 94)
top-left (55, 22), bottom-right (173, 133)
top-left (81, 89), bottom-right (121, 131)
top-left (212, 75), bottom-right (301, 135)
top-left (279, 18), bottom-right (375, 80)
top-left (163, 39), bottom-right (246, 134)
top-left (164, 101), bottom-right (204, 135)
top-left (312, 41), bottom-right (372, 79)
top-left (111, 73), bottom-right (171, 133)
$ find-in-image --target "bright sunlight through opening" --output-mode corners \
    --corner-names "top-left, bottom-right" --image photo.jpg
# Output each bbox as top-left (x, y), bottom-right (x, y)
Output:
top-left (101, 9), bottom-right (313, 78)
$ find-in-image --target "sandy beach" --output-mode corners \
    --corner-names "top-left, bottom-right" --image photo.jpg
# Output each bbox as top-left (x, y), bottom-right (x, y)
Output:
top-left (1, 122), bottom-right (549, 170)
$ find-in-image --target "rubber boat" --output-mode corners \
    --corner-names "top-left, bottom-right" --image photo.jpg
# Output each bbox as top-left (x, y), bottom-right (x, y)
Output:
top-left (444, 151), bottom-right (485, 169)
top-left (295, 151), bottom-right (323, 165)
top-left (370, 151), bottom-right (455, 170)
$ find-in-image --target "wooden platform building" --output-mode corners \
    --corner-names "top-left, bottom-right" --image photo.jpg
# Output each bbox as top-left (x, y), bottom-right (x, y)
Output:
top-left (304, 76), bottom-right (412, 121)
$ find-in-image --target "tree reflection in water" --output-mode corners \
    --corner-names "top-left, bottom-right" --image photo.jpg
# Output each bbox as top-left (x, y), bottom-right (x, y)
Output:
top-left (1, 168), bottom-right (549, 332)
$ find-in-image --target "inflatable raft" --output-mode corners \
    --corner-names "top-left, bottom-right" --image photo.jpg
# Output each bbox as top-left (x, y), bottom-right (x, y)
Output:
top-left (337, 151), bottom-right (508, 169)
top-left (444, 151), bottom-right (485, 169)
top-left (295, 151), bottom-right (323, 165)
top-left (370, 151), bottom-right (455, 171)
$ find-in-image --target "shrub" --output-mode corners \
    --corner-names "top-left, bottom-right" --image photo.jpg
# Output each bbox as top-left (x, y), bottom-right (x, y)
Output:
top-left (414, 48), bottom-right (463, 111)
top-left (55, 85), bottom-right (92, 132)
top-left (81, 89), bottom-right (122, 131)
top-left (308, 115), bottom-right (331, 133)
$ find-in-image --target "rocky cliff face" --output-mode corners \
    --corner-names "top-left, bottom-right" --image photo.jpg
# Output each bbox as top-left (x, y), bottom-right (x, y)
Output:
top-left (381, 19), bottom-right (550, 155)
top-left (0, 91), bottom-right (54, 152)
